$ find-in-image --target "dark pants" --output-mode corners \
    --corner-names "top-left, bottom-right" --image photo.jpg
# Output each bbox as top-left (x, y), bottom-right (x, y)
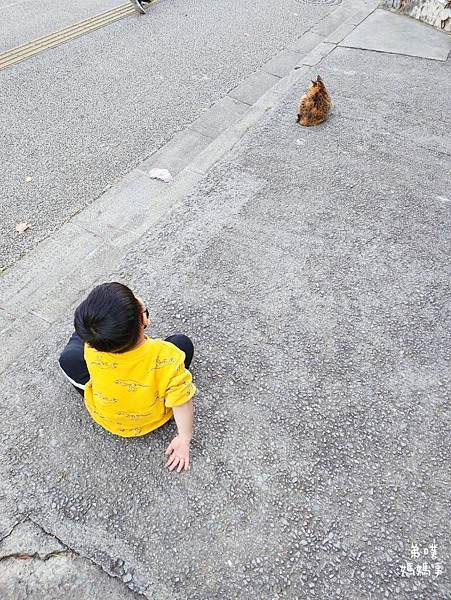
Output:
top-left (58, 332), bottom-right (194, 396)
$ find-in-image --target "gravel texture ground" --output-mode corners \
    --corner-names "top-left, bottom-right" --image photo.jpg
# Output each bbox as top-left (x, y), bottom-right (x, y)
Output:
top-left (0, 0), bottom-right (338, 269)
top-left (1, 42), bottom-right (449, 598)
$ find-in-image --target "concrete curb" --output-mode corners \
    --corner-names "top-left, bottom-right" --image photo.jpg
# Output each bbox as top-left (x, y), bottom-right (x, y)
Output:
top-left (0, 0), bottom-right (377, 374)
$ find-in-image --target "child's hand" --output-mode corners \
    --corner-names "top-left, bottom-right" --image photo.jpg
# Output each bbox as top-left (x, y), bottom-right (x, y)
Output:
top-left (165, 435), bottom-right (190, 472)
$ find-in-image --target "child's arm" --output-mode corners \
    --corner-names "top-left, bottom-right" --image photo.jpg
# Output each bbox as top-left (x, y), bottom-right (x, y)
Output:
top-left (165, 400), bottom-right (193, 472)
top-left (163, 352), bottom-right (196, 473)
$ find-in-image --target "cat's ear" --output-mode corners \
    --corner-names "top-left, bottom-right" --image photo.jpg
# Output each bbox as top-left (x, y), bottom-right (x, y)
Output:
top-left (311, 80), bottom-right (317, 85)
top-left (316, 75), bottom-right (322, 82)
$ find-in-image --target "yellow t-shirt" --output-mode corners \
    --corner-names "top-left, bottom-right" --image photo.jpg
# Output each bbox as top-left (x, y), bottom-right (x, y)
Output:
top-left (83, 336), bottom-right (195, 437)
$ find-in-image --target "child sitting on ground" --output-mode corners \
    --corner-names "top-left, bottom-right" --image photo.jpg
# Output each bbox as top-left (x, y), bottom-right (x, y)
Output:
top-left (58, 282), bottom-right (196, 473)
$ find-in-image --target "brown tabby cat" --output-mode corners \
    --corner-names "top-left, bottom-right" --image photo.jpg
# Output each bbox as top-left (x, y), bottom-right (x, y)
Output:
top-left (296, 75), bottom-right (332, 126)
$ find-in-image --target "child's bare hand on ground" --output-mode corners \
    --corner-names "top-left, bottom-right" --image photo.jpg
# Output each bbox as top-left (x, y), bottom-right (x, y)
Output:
top-left (165, 435), bottom-right (190, 472)
top-left (166, 400), bottom-right (193, 472)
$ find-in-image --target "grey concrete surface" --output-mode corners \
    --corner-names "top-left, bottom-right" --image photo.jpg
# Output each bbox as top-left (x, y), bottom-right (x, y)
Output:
top-left (288, 30), bottom-right (325, 53)
top-left (311, 0), bottom-right (363, 34)
top-left (0, 2), bottom-right (374, 373)
top-left (1, 519), bottom-right (66, 558)
top-left (189, 96), bottom-right (249, 139)
top-left (1, 307), bottom-right (50, 369)
top-left (1, 35), bottom-right (450, 599)
top-left (301, 40), bottom-right (335, 65)
top-left (263, 48), bottom-right (308, 78)
top-left (228, 70), bottom-right (281, 106)
top-left (0, 520), bottom-right (141, 599)
top-left (340, 8), bottom-right (451, 59)
top-left (325, 19), bottom-right (358, 43)
top-left (140, 129), bottom-right (212, 177)
top-left (0, 0), bottom-right (354, 269)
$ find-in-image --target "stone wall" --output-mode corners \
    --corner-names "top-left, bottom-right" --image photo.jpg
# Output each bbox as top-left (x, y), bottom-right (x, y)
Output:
top-left (380, 0), bottom-right (451, 32)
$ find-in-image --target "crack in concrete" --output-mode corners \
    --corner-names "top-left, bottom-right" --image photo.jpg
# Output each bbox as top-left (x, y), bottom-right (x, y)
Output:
top-left (0, 549), bottom-right (74, 562)
top-left (0, 518), bottom-right (28, 544)
top-left (0, 516), bottom-right (147, 598)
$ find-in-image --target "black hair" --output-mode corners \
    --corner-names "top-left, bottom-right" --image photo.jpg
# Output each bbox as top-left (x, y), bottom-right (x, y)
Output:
top-left (74, 282), bottom-right (142, 353)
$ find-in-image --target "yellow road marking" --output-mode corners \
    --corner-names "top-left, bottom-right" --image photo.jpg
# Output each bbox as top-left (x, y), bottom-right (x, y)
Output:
top-left (0, 3), bottom-right (136, 70)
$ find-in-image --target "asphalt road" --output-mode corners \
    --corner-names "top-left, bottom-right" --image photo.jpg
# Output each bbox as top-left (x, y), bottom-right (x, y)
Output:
top-left (0, 0), bottom-right (124, 52)
top-left (0, 0), bottom-right (339, 269)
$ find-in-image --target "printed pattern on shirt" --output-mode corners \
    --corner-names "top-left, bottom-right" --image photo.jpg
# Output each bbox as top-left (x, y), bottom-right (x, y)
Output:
top-left (93, 391), bottom-right (119, 404)
top-left (147, 357), bottom-right (177, 372)
top-left (114, 379), bottom-right (152, 392)
top-left (84, 336), bottom-right (195, 437)
top-left (117, 426), bottom-right (144, 436)
top-left (90, 358), bottom-right (119, 369)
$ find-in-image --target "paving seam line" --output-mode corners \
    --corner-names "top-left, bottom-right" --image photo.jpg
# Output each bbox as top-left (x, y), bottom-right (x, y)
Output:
top-left (0, 0), bottom-right (377, 374)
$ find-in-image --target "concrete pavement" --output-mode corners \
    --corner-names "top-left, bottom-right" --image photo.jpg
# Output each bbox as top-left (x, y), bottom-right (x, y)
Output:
top-left (0, 0), bottom-right (375, 374)
top-left (0, 0), bottom-right (348, 269)
top-left (1, 6), bottom-right (450, 600)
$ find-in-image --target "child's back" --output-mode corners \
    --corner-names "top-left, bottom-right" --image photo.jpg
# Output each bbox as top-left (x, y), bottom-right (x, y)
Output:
top-left (85, 336), bottom-right (195, 437)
